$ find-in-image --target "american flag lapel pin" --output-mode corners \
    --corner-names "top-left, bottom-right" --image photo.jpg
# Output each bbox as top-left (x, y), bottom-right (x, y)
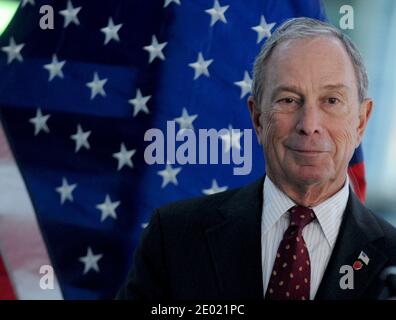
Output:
top-left (352, 251), bottom-right (370, 271)
top-left (358, 251), bottom-right (370, 266)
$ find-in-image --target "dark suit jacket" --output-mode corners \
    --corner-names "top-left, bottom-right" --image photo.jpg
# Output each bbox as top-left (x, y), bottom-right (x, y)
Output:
top-left (117, 177), bottom-right (396, 300)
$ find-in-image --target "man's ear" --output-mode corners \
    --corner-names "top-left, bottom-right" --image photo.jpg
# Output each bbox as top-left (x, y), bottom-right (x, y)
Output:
top-left (355, 98), bottom-right (373, 147)
top-left (247, 96), bottom-right (263, 144)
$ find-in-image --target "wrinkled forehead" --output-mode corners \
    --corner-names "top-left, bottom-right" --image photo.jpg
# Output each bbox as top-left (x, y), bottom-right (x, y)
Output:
top-left (264, 36), bottom-right (359, 96)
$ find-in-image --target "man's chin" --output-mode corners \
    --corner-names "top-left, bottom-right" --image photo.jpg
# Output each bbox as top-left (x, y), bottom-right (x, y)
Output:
top-left (287, 167), bottom-right (329, 186)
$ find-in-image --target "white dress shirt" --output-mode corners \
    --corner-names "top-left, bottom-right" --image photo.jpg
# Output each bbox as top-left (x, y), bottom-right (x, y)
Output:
top-left (261, 176), bottom-right (350, 299)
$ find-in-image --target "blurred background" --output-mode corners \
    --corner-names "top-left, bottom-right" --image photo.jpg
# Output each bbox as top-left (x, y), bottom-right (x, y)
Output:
top-left (0, 1), bottom-right (18, 35)
top-left (0, 0), bottom-right (394, 299)
top-left (324, 0), bottom-right (396, 225)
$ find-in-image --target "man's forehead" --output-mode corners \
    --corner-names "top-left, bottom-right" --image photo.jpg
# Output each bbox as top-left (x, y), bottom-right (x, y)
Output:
top-left (264, 36), bottom-right (357, 89)
top-left (267, 68), bottom-right (355, 90)
top-left (267, 36), bottom-right (352, 72)
top-left (272, 35), bottom-right (346, 57)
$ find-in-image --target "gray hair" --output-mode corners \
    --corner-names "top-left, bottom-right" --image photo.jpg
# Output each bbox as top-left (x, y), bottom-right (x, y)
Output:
top-left (251, 17), bottom-right (368, 105)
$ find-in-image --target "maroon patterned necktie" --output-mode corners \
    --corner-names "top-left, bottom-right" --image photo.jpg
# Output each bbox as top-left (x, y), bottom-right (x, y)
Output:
top-left (265, 205), bottom-right (316, 300)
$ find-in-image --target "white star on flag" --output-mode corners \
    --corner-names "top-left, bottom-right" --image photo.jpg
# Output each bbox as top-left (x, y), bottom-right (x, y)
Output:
top-left (163, 0), bottom-right (181, 8)
top-left (96, 194), bottom-right (121, 222)
top-left (59, 0), bottom-right (82, 28)
top-left (143, 35), bottom-right (167, 63)
top-left (21, 0), bottom-right (35, 8)
top-left (202, 179), bottom-right (228, 195)
top-left (219, 125), bottom-right (243, 152)
top-left (1, 37), bottom-right (25, 64)
top-left (29, 108), bottom-right (50, 136)
top-left (113, 143), bottom-right (136, 171)
top-left (189, 52), bottom-right (213, 80)
top-left (252, 15), bottom-right (275, 43)
top-left (86, 72), bottom-right (107, 99)
top-left (205, 0), bottom-right (229, 27)
top-left (70, 124), bottom-right (91, 152)
top-left (128, 89), bottom-right (151, 117)
top-left (100, 17), bottom-right (123, 45)
top-left (79, 247), bottom-right (103, 274)
top-left (55, 177), bottom-right (77, 205)
top-left (174, 107), bottom-right (198, 131)
top-left (234, 71), bottom-right (252, 98)
top-left (43, 54), bottom-right (66, 81)
top-left (158, 163), bottom-right (182, 188)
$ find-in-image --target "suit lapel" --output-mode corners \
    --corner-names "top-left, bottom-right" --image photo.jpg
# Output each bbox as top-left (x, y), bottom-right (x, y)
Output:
top-left (315, 190), bottom-right (388, 300)
top-left (205, 177), bottom-right (264, 299)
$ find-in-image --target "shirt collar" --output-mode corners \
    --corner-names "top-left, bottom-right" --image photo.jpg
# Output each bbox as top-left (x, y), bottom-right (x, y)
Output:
top-left (262, 176), bottom-right (295, 235)
top-left (262, 175), bottom-right (350, 248)
top-left (312, 177), bottom-right (349, 248)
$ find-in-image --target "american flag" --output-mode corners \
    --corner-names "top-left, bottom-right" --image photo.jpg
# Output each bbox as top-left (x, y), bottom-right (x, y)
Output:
top-left (0, 0), bottom-right (364, 299)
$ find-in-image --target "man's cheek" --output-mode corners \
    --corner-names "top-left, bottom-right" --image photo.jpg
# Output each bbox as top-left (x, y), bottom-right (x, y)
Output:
top-left (331, 128), bottom-right (356, 164)
top-left (260, 118), bottom-right (275, 145)
top-left (333, 127), bottom-right (355, 148)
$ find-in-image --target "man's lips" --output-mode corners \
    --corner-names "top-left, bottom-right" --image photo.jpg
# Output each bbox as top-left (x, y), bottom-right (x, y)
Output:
top-left (287, 147), bottom-right (329, 154)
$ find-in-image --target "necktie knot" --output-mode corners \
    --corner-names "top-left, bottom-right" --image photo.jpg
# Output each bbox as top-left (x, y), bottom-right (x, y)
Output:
top-left (289, 205), bottom-right (316, 230)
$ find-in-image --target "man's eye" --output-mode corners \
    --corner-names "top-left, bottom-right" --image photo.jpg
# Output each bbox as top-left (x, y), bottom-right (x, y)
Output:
top-left (279, 98), bottom-right (297, 104)
top-left (327, 97), bottom-right (340, 104)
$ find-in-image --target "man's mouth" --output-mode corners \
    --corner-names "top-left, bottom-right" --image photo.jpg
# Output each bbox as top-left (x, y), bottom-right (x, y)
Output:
top-left (287, 147), bottom-right (329, 155)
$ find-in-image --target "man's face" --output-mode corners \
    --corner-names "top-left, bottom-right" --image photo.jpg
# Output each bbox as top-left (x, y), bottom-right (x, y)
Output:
top-left (248, 36), bottom-right (372, 189)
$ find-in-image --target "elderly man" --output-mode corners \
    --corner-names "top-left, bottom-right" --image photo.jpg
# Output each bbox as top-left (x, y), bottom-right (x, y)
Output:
top-left (117, 17), bottom-right (396, 300)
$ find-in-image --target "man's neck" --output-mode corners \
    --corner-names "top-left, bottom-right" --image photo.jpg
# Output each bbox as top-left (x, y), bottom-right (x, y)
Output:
top-left (266, 173), bottom-right (347, 207)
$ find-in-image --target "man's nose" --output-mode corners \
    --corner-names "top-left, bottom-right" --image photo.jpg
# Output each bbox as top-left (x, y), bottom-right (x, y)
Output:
top-left (295, 103), bottom-right (322, 136)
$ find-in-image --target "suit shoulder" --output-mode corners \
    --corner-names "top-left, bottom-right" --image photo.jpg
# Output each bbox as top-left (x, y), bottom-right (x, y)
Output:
top-left (372, 212), bottom-right (396, 247)
top-left (365, 209), bottom-right (396, 265)
top-left (147, 187), bottom-right (243, 241)
top-left (147, 177), bottom-right (263, 242)
top-left (352, 194), bottom-right (396, 252)
top-left (156, 187), bottom-right (241, 222)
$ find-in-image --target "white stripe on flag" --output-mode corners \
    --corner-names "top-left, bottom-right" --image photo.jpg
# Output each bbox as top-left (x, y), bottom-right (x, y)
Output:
top-left (0, 121), bottom-right (63, 299)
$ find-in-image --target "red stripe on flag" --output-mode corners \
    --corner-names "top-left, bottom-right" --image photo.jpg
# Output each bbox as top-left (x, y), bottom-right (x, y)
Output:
top-left (0, 254), bottom-right (16, 299)
top-left (348, 162), bottom-right (366, 203)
